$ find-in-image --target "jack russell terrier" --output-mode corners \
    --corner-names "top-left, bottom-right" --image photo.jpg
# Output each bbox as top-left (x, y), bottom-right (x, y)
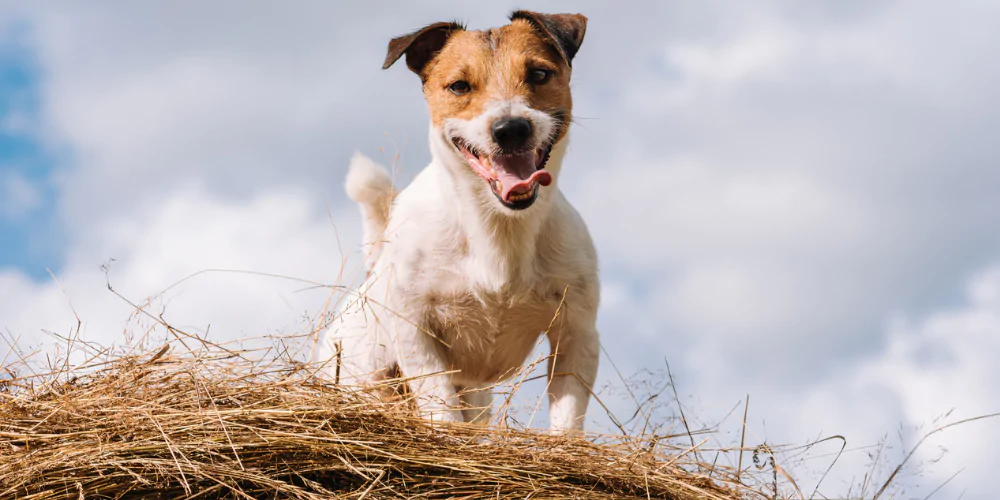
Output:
top-left (315, 11), bottom-right (599, 433)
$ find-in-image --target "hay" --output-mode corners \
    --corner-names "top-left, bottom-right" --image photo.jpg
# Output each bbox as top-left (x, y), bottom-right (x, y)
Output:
top-left (0, 345), bottom-right (767, 499)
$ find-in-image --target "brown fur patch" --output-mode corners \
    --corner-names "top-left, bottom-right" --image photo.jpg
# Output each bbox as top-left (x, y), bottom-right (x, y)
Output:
top-left (421, 19), bottom-right (574, 139)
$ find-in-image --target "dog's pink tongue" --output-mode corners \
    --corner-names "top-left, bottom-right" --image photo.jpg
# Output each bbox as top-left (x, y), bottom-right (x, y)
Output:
top-left (492, 152), bottom-right (553, 202)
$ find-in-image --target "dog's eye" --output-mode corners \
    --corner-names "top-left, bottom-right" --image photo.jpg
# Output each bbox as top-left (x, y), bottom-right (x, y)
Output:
top-left (528, 69), bottom-right (551, 85)
top-left (449, 80), bottom-right (471, 95)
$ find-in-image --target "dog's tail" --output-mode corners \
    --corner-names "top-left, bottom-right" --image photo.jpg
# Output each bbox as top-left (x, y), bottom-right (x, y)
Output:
top-left (346, 152), bottom-right (395, 272)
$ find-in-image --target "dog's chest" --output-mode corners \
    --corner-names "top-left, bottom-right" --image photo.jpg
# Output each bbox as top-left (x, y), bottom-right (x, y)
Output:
top-left (421, 282), bottom-right (564, 385)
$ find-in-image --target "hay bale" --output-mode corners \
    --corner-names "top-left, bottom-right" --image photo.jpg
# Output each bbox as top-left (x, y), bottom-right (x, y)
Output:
top-left (0, 348), bottom-right (759, 499)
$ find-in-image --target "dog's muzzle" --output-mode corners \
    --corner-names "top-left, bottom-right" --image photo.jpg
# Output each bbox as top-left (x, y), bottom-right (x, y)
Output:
top-left (452, 122), bottom-right (553, 211)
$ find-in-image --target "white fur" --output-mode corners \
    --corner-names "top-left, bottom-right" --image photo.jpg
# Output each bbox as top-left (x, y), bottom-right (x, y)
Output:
top-left (443, 98), bottom-right (556, 157)
top-left (345, 152), bottom-right (394, 271)
top-left (316, 115), bottom-right (600, 433)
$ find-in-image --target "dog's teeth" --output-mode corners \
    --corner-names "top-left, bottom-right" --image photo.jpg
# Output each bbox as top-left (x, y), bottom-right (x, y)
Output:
top-left (508, 191), bottom-right (532, 202)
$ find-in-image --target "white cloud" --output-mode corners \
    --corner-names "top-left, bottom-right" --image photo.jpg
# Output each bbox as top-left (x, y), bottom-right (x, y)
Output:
top-left (647, 27), bottom-right (799, 108)
top-left (1, 187), bottom-right (359, 356)
top-left (756, 265), bottom-right (1000, 498)
top-left (564, 0), bottom-right (1000, 379)
top-left (570, 2), bottom-right (1000, 496)
top-left (856, 267), bottom-right (1000, 497)
top-left (1, 2), bottom-right (999, 497)
top-left (594, 266), bottom-right (1000, 498)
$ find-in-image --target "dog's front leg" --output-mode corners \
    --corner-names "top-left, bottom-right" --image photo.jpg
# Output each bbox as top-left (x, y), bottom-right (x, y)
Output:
top-left (389, 315), bottom-right (463, 423)
top-left (546, 314), bottom-right (600, 433)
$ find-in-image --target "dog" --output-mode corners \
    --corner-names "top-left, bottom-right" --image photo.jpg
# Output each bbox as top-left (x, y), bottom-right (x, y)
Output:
top-left (315, 11), bottom-right (599, 433)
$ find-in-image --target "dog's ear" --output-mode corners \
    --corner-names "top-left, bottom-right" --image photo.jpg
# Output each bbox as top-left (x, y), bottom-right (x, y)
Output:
top-left (509, 11), bottom-right (587, 67)
top-left (383, 21), bottom-right (465, 77)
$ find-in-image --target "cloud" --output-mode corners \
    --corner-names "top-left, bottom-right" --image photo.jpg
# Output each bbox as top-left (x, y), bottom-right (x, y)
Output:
top-left (753, 265), bottom-right (1000, 498)
top-left (858, 267), bottom-right (1000, 497)
top-left (569, 2), bottom-right (1000, 496)
top-left (1, 2), bottom-right (999, 497)
top-left (27, 6), bottom-right (422, 229)
top-left (567, 0), bottom-right (1000, 381)
top-left (1, 186), bottom-right (358, 355)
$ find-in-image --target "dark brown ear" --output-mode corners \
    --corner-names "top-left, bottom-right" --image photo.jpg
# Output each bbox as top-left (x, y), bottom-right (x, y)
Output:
top-left (383, 21), bottom-right (464, 76)
top-left (509, 11), bottom-right (587, 67)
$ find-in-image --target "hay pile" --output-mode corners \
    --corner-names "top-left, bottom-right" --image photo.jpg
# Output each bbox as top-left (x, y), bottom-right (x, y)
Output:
top-left (0, 346), bottom-right (766, 499)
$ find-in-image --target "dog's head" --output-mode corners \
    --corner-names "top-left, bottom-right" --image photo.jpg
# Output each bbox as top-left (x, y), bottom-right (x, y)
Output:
top-left (383, 11), bottom-right (586, 212)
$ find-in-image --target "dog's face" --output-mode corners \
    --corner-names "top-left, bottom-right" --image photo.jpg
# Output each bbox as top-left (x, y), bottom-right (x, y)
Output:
top-left (383, 12), bottom-right (586, 212)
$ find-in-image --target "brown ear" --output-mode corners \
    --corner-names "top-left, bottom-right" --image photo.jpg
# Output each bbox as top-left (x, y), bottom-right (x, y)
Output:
top-left (383, 21), bottom-right (465, 76)
top-left (509, 11), bottom-right (587, 66)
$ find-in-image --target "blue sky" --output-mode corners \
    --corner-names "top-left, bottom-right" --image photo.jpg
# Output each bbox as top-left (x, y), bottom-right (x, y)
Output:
top-left (1, 2), bottom-right (999, 498)
top-left (0, 20), bottom-right (61, 280)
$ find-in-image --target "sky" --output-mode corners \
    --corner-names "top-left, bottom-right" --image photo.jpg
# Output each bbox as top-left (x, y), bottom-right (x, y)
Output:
top-left (1, 1), bottom-right (999, 497)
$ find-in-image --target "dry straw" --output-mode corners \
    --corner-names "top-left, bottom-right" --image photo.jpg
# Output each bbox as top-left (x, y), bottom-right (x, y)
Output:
top-left (0, 340), bottom-right (772, 499)
top-left (3, 264), bottom-right (957, 498)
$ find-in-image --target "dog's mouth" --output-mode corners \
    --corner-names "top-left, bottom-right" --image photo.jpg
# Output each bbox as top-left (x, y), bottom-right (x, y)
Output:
top-left (451, 137), bottom-right (553, 210)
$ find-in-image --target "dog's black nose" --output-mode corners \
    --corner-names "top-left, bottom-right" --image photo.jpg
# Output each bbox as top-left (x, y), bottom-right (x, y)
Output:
top-left (491, 117), bottom-right (533, 152)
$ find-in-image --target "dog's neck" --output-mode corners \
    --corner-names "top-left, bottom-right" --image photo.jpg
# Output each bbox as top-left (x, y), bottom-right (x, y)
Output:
top-left (429, 129), bottom-right (567, 287)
